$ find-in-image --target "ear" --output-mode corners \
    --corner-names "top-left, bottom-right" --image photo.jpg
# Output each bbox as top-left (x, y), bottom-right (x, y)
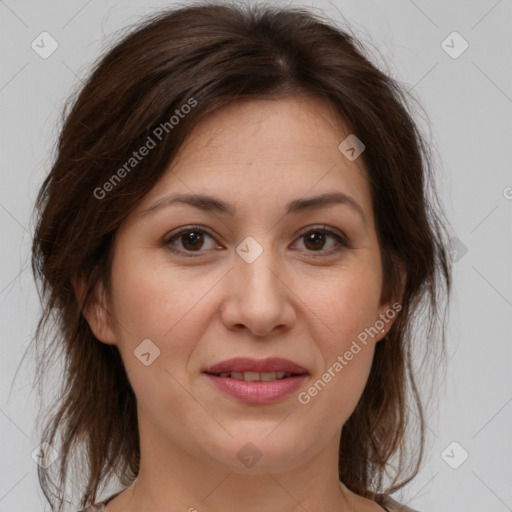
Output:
top-left (71, 273), bottom-right (117, 345)
top-left (375, 262), bottom-right (406, 342)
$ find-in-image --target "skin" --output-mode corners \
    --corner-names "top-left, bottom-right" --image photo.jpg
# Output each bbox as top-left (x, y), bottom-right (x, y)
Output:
top-left (78, 95), bottom-right (404, 512)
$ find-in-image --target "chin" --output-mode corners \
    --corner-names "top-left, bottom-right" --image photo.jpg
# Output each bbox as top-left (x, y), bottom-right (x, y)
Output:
top-left (201, 434), bottom-right (311, 474)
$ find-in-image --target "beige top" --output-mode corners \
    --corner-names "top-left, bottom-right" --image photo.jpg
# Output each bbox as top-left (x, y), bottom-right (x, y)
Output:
top-left (77, 488), bottom-right (419, 512)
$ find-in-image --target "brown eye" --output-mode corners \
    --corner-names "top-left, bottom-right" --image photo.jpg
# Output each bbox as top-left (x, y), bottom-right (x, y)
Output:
top-left (180, 231), bottom-right (205, 251)
top-left (303, 231), bottom-right (327, 251)
top-left (164, 225), bottom-right (348, 258)
top-left (164, 226), bottom-right (220, 255)
top-left (294, 227), bottom-right (349, 256)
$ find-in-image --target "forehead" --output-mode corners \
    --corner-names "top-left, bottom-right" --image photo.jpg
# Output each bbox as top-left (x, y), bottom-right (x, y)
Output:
top-left (133, 96), bottom-right (373, 224)
top-left (172, 95), bottom-right (359, 169)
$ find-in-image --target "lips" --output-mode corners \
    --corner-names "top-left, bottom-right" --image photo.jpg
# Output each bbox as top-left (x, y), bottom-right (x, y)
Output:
top-left (203, 358), bottom-right (309, 403)
top-left (203, 357), bottom-right (309, 376)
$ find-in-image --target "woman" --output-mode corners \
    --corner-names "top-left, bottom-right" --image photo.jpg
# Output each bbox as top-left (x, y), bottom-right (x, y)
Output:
top-left (30, 2), bottom-right (451, 511)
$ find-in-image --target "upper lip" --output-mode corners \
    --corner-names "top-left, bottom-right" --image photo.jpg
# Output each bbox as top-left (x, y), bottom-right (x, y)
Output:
top-left (203, 357), bottom-right (309, 375)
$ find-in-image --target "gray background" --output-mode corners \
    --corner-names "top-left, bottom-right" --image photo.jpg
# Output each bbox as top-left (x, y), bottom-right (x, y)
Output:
top-left (1, 0), bottom-right (511, 511)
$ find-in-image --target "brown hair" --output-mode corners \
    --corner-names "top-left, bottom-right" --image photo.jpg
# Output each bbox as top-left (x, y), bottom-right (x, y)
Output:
top-left (27, 1), bottom-right (451, 510)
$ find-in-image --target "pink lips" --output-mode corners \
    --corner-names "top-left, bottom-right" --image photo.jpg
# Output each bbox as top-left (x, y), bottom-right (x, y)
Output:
top-left (203, 356), bottom-right (308, 375)
top-left (205, 374), bottom-right (307, 403)
top-left (203, 357), bottom-right (309, 404)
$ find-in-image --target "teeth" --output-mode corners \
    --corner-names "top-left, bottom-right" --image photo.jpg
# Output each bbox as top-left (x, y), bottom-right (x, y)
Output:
top-left (218, 371), bottom-right (293, 381)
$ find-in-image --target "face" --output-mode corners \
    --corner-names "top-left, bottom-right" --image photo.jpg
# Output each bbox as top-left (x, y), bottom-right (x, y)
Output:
top-left (83, 96), bottom-right (401, 476)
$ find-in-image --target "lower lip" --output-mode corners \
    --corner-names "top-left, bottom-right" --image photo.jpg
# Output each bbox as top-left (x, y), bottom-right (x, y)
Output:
top-left (204, 373), bottom-right (308, 403)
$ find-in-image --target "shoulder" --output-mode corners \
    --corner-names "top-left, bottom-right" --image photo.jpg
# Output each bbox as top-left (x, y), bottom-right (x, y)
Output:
top-left (378, 494), bottom-right (420, 512)
top-left (76, 488), bottom-right (124, 512)
top-left (76, 505), bottom-right (105, 512)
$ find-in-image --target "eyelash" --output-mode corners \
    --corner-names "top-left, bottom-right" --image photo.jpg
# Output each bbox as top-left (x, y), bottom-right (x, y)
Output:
top-left (163, 224), bottom-right (350, 258)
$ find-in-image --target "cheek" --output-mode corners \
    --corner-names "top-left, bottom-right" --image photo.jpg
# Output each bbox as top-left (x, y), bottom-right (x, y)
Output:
top-left (308, 349), bottom-right (374, 431)
top-left (109, 250), bottom-right (213, 339)
top-left (298, 286), bottom-right (377, 428)
top-left (301, 263), bottom-right (382, 347)
top-left (295, 262), bottom-right (381, 415)
top-left (108, 254), bottom-right (221, 385)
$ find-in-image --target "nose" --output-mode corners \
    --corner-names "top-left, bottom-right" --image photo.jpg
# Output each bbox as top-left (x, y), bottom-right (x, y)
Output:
top-left (220, 243), bottom-right (296, 337)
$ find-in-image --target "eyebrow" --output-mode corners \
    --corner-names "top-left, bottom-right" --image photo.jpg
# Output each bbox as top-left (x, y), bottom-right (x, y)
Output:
top-left (141, 191), bottom-right (365, 221)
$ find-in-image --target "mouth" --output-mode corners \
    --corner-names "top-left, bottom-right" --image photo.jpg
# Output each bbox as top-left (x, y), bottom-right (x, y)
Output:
top-left (203, 356), bottom-right (309, 376)
top-left (204, 370), bottom-right (305, 382)
top-left (204, 372), bottom-right (308, 403)
top-left (202, 357), bottom-right (309, 403)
